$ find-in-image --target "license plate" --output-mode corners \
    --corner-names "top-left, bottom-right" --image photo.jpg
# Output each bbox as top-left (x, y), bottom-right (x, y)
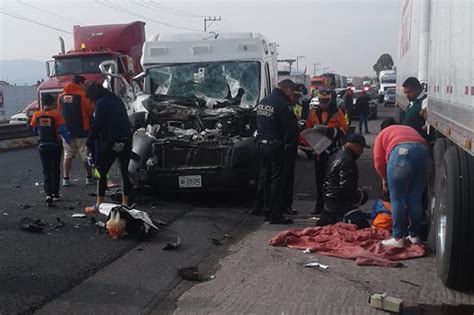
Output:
top-left (178, 175), bottom-right (202, 188)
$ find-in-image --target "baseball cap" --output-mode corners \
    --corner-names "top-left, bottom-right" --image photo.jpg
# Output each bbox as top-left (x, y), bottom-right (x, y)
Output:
top-left (347, 133), bottom-right (370, 148)
top-left (294, 83), bottom-right (306, 95)
top-left (318, 87), bottom-right (332, 100)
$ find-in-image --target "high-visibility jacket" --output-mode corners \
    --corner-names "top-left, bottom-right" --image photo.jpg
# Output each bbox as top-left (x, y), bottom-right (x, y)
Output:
top-left (57, 82), bottom-right (94, 138)
top-left (306, 106), bottom-right (348, 141)
top-left (30, 109), bottom-right (66, 146)
top-left (293, 103), bottom-right (303, 120)
top-left (371, 199), bottom-right (392, 231)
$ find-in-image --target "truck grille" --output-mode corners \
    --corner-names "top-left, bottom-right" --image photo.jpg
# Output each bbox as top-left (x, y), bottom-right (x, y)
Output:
top-left (161, 146), bottom-right (230, 169)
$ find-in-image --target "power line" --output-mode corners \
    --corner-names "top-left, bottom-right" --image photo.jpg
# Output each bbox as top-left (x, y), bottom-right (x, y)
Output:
top-left (17, 0), bottom-right (83, 25)
top-left (0, 9), bottom-right (72, 33)
top-left (131, 0), bottom-right (197, 18)
top-left (97, 0), bottom-right (201, 32)
top-left (148, 0), bottom-right (205, 18)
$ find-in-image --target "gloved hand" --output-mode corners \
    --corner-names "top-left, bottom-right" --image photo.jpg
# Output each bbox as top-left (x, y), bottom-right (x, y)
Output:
top-left (313, 124), bottom-right (327, 135)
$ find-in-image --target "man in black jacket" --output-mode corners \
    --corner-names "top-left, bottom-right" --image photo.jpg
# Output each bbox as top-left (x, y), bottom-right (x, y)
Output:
top-left (255, 79), bottom-right (296, 224)
top-left (84, 82), bottom-right (133, 212)
top-left (355, 90), bottom-right (370, 134)
top-left (316, 133), bottom-right (369, 226)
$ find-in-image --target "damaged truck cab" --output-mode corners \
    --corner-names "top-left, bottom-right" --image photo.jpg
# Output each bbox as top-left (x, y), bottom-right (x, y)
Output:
top-left (128, 32), bottom-right (279, 191)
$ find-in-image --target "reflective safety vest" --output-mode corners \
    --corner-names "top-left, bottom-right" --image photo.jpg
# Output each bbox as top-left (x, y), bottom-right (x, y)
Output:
top-left (293, 103), bottom-right (303, 120)
top-left (371, 199), bottom-right (392, 231)
top-left (37, 115), bottom-right (59, 145)
top-left (59, 93), bottom-right (87, 138)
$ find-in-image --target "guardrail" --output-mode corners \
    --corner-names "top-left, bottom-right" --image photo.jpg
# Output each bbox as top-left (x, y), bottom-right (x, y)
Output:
top-left (0, 124), bottom-right (34, 141)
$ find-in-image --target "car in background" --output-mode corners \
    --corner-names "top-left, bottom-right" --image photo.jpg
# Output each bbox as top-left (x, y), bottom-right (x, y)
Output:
top-left (383, 87), bottom-right (396, 107)
top-left (8, 111), bottom-right (28, 124)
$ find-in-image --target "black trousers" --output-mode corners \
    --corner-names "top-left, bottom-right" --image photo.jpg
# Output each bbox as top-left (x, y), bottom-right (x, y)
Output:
top-left (38, 145), bottom-right (62, 196)
top-left (97, 139), bottom-right (132, 197)
top-left (282, 145), bottom-right (297, 210)
top-left (257, 142), bottom-right (284, 220)
top-left (256, 162), bottom-right (270, 213)
top-left (313, 153), bottom-right (330, 212)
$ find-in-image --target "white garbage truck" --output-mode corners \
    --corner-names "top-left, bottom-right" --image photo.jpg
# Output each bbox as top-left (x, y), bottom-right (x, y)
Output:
top-left (104, 32), bottom-right (279, 192)
top-left (396, 0), bottom-right (474, 289)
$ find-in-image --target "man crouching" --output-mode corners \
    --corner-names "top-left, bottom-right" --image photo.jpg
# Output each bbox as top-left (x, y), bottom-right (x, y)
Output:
top-left (316, 133), bottom-right (369, 226)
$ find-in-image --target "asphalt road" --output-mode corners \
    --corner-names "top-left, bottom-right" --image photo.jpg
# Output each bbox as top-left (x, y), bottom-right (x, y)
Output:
top-left (0, 103), bottom-right (410, 314)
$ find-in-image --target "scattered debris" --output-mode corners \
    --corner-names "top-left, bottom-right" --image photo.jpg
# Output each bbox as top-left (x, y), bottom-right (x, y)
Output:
top-left (399, 279), bottom-right (420, 287)
top-left (73, 224), bottom-right (80, 229)
top-left (163, 237), bottom-right (181, 250)
top-left (178, 266), bottom-right (200, 281)
top-left (99, 203), bottom-right (160, 239)
top-left (35, 182), bottom-right (39, 186)
top-left (309, 217), bottom-right (319, 221)
top-left (107, 182), bottom-right (119, 189)
top-left (223, 233), bottom-right (232, 239)
top-left (72, 213), bottom-right (87, 218)
top-left (20, 217), bottom-right (45, 233)
top-left (51, 217), bottom-right (65, 230)
top-left (208, 238), bottom-right (223, 246)
top-left (302, 262), bottom-right (329, 270)
top-left (209, 275), bottom-right (216, 280)
top-left (369, 293), bottom-right (403, 313)
top-left (3, 213), bottom-right (8, 216)
top-left (303, 248), bottom-right (311, 254)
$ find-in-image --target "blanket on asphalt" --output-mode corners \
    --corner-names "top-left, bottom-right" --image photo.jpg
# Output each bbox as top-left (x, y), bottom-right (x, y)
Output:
top-left (269, 223), bottom-right (425, 267)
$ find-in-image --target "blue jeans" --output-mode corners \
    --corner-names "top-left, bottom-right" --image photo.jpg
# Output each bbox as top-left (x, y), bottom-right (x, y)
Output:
top-left (359, 112), bottom-right (369, 133)
top-left (387, 143), bottom-right (432, 238)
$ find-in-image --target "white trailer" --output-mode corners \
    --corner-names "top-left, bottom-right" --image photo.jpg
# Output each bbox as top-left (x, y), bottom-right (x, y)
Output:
top-left (396, 0), bottom-right (474, 289)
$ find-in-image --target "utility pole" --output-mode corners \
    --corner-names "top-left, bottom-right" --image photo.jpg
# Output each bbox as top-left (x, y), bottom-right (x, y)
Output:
top-left (204, 16), bottom-right (221, 32)
top-left (296, 56), bottom-right (305, 70)
top-left (313, 63), bottom-right (320, 76)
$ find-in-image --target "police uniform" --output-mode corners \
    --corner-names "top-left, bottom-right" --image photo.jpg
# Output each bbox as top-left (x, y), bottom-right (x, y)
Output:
top-left (306, 88), bottom-right (348, 214)
top-left (282, 102), bottom-right (300, 213)
top-left (30, 107), bottom-right (69, 201)
top-left (256, 88), bottom-right (295, 223)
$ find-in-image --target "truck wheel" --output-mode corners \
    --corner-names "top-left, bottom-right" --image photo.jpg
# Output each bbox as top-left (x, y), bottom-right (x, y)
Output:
top-left (427, 138), bottom-right (451, 251)
top-left (435, 146), bottom-right (474, 289)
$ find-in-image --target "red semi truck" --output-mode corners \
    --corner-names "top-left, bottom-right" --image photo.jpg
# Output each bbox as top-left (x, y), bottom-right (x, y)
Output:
top-left (25, 21), bottom-right (146, 121)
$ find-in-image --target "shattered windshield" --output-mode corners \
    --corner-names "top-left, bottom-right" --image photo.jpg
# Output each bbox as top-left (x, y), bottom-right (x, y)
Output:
top-left (147, 61), bottom-right (261, 108)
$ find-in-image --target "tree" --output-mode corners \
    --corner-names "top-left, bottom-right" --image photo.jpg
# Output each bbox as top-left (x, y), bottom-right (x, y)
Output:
top-left (373, 54), bottom-right (394, 78)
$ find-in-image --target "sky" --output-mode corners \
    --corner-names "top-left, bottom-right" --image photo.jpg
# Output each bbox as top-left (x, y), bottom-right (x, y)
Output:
top-left (0, 0), bottom-right (400, 77)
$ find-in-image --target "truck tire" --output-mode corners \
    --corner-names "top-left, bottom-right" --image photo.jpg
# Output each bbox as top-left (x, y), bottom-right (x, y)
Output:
top-left (435, 146), bottom-right (474, 289)
top-left (427, 138), bottom-right (451, 252)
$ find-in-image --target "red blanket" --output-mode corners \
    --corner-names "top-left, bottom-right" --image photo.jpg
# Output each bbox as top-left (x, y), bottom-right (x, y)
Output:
top-left (269, 223), bottom-right (425, 267)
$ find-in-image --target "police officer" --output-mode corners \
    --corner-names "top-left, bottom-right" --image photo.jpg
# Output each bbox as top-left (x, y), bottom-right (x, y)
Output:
top-left (306, 87), bottom-right (348, 214)
top-left (255, 79), bottom-right (296, 224)
top-left (281, 84), bottom-right (306, 215)
top-left (30, 94), bottom-right (71, 206)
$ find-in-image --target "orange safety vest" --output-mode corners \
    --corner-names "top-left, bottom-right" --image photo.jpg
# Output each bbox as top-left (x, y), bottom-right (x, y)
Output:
top-left (306, 108), bottom-right (348, 134)
top-left (372, 201), bottom-right (392, 231)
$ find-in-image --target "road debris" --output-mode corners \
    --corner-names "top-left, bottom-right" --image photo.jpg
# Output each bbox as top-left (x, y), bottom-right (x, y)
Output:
top-left (71, 213), bottom-right (87, 218)
top-left (163, 237), bottom-right (181, 250)
top-left (208, 238), bottom-right (223, 246)
top-left (20, 217), bottom-right (45, 233)
top-left (302, 262), bottom-right (329, 270)
top-left (178, 266), bottom-right (201, 281)
top-left (3, 213), bottom-right (8, 216)
top-left (303, 248), bottom-right (311, 254)
top-left (399, 279), bottom-right (420, 287)
top-left (369, 293), bottom-right (403, 313)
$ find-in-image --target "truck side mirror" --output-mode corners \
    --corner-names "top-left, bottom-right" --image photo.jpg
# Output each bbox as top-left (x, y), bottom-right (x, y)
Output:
top-left (45, 60), bottom-right (54, 78)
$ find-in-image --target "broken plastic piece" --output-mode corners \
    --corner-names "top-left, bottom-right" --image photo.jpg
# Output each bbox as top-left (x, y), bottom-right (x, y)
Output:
top-left (302, 262), bottom-right (329, 270)
top-left (72, 213), bottom-right (87, 218)
top-left (369, 293), bottom-right (403, 313)
top-left (163, 237), bottom-right (181, 250)
top-left (303, 248), bottom-right (311, 254)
